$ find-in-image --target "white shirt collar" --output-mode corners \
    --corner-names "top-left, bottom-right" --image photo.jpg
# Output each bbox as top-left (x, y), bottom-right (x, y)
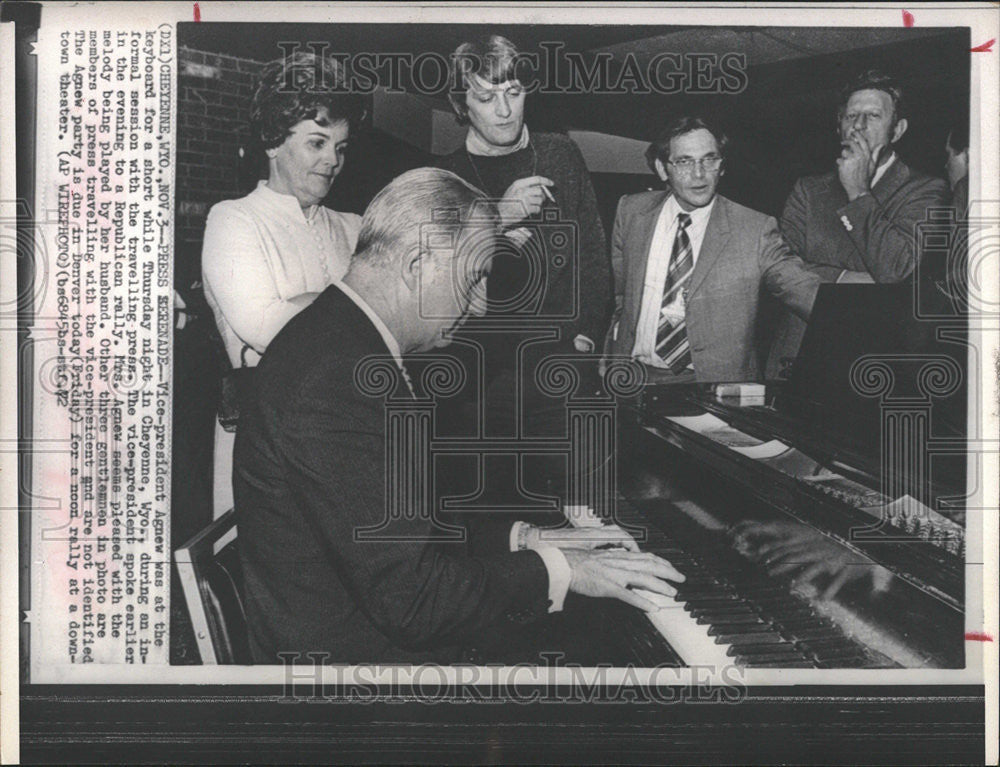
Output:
top-left (334, 280), bottom-right (405, 371)
top-left (871, 152), bottom-right (897, 188)
top-left (664, 193), bottom-right (715, 229)
top-left (255, 179), bottom-right (320, 222)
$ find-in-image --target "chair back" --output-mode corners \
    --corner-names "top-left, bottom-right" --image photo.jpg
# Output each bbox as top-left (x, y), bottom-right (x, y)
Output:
top-left (174, 509), bottom-right (251, 664)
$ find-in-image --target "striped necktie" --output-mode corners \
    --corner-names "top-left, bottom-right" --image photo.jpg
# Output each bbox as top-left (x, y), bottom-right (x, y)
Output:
top-left (654, 212), bottom-right (694, 373)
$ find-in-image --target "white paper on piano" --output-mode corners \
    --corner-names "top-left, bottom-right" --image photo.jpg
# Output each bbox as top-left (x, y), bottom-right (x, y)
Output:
top-left (667, 412), bottom-right (764, 448)
top-left (728, 439), bottom-right (792, 460)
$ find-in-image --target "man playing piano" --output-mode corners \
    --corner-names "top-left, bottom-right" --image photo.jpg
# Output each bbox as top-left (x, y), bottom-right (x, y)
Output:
top-left (234, 168), bottom-right (685, 664)
top-left (605, 115), bottom-right (820, 383)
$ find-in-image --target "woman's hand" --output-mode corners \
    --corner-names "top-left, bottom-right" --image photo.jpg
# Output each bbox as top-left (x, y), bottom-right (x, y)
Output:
top-left (497, 175), bottom-right (555, 228)
top-left (730, 519), bottom-right (892, 600)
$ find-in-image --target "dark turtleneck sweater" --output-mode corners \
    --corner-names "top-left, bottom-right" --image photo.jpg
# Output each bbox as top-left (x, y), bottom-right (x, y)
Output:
top-left (439, 131), bottom-right (611, 351)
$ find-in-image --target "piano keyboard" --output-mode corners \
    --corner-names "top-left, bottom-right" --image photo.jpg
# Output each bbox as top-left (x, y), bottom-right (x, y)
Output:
top-left (608, 501), bottom-right (894, 669)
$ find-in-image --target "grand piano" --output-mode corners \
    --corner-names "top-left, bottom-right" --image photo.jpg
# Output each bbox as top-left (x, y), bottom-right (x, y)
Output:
top-left (530, 283), bottom-right (968, 670)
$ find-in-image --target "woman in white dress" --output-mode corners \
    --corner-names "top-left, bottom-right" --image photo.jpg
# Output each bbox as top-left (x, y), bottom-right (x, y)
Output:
top-left (202, 51), bottom-right (365, 516)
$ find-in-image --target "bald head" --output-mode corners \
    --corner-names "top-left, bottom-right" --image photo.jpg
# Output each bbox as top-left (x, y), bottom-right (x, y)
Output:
top-left (344, 168), bottom-right (500, 353)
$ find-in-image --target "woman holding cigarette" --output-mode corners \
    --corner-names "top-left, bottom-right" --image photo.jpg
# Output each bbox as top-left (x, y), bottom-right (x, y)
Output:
top-left (437, 35), bottom-right (611, 513)
top-left (439, 35), bottom-right (610, 357)
top-left (201, 50), bottom-right (365, 516)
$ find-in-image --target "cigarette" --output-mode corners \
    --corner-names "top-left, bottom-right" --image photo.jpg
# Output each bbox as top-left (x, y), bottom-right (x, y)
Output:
top-left (541, 185), bottom-right (555, 203)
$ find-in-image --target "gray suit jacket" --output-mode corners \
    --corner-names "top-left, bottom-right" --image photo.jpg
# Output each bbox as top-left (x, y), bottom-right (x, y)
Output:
top-left (608, 191), bottom-right (819, 382)
top-left (765, 158), bottom-right (949, 378)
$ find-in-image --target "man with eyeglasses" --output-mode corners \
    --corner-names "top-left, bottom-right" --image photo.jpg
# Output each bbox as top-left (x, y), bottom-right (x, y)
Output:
top-left (605, 115), bottom-right (820, 383)
top-left (766, 70), bottom-right (949, 378)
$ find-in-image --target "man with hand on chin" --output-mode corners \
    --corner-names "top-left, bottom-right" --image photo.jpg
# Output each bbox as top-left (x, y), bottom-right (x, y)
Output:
top-left (767, 70), bottom-right (949, 377)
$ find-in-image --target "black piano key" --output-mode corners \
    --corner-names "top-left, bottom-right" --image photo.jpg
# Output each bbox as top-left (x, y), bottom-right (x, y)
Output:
top-left (677, 582), bottom-right (736, 599)
top-left (682, 596), bottom-right (742, 608)
top-left (762, 614), bottom-right (819, 631)
top-left (737, 652), bottom-right (812, 666)
top-left (713, 631), bottom-right (785, 645)
top-left (771, 616), bottom-right (835, 632)
top-left (690, 606), bottom-right (760, 619)
top-left (676, 577), bottom-right (724, 588)
top-left (726, 642), bottom-right (800, 658)
top-left (744, 661), bottom-right (816, 668)
top-left (785, 627), bottom-right (847, 642)
top-left (708, 622), bottom-right (778, 637)
top-left (794, 636), bottom-right (857, 652)
top-left (697, 614), bottom-right (767, 627)
top-left (759, 604), bottom-right (819, 617)
top-left (779, 623), bottom-right (840, 640)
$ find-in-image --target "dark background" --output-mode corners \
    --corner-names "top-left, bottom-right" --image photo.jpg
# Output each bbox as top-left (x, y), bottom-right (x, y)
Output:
top-left (173, 23), bottom-right (970, 252)
top-left (170, 21), bottom-right (970, 546)
top-left (168, 22), bottom-right (972, 663)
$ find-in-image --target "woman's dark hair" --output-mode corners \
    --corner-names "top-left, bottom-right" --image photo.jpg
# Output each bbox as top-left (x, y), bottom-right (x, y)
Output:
top-left (251, 50), bottom-right (366, 150)
top-left (645, 115), bottom-right (729, 174)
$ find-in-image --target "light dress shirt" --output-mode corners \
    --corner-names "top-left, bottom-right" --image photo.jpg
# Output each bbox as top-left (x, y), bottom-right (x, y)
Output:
top-left (202, 180), bottom-right (362, 367)
top-left (632, 195), bottom-right (716, 368)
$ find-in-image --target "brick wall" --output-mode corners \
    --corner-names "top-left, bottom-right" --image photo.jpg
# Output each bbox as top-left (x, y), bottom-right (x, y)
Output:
top-left (175, 46), bottom-right (264, 290)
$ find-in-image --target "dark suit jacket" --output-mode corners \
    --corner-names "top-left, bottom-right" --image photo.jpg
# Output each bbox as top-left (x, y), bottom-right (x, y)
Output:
top-left (766, 158), bottom-right (950, 377)
top-left (234, 284), bottom-right (550, 664)
top-left (608, 191), bottom-right (818, 382)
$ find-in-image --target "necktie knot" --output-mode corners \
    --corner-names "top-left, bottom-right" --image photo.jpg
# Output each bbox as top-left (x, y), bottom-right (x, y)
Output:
top-left (677, 212), bottom-right (691, 230)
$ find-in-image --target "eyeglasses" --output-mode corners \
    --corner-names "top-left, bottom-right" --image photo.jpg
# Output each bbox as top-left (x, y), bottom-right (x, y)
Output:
top-left (667, 155), bottom-right (723, 174)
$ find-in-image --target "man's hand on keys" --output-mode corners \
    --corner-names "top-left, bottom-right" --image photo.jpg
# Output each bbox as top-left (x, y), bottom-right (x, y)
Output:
top-left (562, 549), bottom-right (686, 611)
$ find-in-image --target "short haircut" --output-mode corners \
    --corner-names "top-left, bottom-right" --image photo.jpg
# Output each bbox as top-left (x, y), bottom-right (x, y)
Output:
top-left (838, 69), bottom-right (906, 124)
top-left (447, 35), bottom-right (528, 124)
top-left (947, 115), bottom-right (969, 153)
top-left (645, 115), bottom-right (729, 174)
top-left (353, 168), bottom-right (499, 269)
top-left (251, 50), bottom-right (366, 150)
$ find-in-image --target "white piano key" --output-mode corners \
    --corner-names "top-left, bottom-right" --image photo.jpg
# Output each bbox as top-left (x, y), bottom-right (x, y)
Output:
top-left (633, 588), bottom-right (735, 669)
top-left (567, 505), bottom-right (736, 668)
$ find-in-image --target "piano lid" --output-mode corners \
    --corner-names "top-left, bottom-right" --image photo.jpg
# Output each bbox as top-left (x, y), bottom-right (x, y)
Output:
top-left (774, 283), bottom-right (967, 505)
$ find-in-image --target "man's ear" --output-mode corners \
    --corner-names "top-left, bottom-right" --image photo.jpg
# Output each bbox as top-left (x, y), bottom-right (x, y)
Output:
top-left (401, 244), bottom-right (422, 291)
top-left (654, 158), bottom-right (669, 183)
top-left (891, 117), bottom-right (908, 144)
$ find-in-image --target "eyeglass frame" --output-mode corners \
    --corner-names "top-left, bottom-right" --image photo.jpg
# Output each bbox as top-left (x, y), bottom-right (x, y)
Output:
top-left (666, 154), bottom-right (724, 174)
